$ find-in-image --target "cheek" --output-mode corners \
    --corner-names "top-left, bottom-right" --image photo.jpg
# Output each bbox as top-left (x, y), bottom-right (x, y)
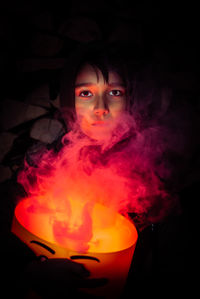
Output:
top-left (75, 102), bottom-right (91, 120)
top-left (109, 101), bottom-right (126, 117)
top-left (75, 105), bottom-right (82, 118)
top-left (75, 104), bottom-right (92, 133)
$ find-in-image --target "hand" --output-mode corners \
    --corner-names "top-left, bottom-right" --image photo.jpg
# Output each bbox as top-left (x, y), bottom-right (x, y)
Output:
top-left (24, 258), bottom-right (108, 298)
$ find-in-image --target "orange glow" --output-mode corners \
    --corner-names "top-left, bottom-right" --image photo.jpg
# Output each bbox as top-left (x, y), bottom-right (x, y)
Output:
top-left (14, 198), bottom-right (137, 253)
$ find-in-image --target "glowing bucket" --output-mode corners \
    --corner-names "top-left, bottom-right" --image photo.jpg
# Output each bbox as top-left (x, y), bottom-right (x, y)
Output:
top-left (12, 200), bottom-right (138, 298)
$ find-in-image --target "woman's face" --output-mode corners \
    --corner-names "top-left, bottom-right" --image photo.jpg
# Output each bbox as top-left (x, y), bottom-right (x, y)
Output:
top-left (75, 64), bottom-right (127, 140)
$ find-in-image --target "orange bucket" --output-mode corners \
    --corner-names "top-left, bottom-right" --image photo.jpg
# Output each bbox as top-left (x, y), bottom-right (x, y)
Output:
top-left (12, 199), bottom-right (138, 298)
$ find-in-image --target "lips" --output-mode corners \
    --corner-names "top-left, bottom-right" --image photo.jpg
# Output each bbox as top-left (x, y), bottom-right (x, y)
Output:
top-left (92, 121), bottom-right (107, 126)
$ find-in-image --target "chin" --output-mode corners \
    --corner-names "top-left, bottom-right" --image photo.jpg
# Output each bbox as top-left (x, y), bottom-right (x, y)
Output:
top-left (84, 128), bottom-right (113, 142)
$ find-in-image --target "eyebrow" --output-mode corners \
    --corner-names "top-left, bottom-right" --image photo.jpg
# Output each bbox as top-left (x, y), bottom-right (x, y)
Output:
top-left (75, 82), bottom-right (125, 88)
top-left (75, 83), bottom-right (95, 88)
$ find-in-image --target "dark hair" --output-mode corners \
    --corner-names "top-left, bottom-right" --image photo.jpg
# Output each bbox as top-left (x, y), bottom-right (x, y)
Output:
top-left (59, 42), bottom-right (136, 127)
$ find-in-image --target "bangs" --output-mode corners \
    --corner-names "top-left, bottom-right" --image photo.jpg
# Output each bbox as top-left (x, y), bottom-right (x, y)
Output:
top-left (76, 62), bottom-right (109, 85)
top-left (75, 43), bottom-right (128, 85)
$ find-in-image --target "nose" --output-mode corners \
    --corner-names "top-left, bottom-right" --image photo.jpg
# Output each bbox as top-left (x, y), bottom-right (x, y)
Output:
top-left (94, 108), bottom-right (109, 117)
top-left (94, 98), bottom-right (109, 117)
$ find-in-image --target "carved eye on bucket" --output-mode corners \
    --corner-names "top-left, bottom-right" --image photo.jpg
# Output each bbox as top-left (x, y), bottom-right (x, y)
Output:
top-left (30, 240), bottom-right (55, 255)
top-left (70, 255), bottom-right (100, 263)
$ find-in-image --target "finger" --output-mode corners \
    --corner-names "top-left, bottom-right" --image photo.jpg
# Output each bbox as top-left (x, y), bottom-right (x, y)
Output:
top-left (67, 260), bottom-right (90, 278)
top-left (36, 258), bottom-right (90, 278)
top-left (77, 278), bottom-right (109, 288)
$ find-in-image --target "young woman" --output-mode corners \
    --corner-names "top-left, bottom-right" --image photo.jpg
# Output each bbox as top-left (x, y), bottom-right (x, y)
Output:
top-left (54, 42), bottom-right (188, 295)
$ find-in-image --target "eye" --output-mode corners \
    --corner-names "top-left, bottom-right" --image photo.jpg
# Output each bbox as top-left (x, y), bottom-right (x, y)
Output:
top-left (108, 90), bottom-right (124, 97)
top-left (79, 90), bottom-right (93, 97)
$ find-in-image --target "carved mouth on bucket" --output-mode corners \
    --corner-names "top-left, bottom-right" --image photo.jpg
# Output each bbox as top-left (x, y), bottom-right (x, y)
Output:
top-left (70, 255), bottom-right (100, 263)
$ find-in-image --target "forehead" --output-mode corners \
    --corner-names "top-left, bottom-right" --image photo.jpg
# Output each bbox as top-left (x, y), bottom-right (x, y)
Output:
top-left (75, 64), bottom-right (124, 85)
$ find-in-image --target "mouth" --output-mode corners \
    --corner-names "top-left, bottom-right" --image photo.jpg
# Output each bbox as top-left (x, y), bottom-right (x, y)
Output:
top-left (92, 121), bottom-right (107, 126)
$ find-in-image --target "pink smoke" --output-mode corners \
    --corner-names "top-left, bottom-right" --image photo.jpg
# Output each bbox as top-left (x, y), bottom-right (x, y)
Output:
top-left (17, 87), bottom-right (198, 250)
